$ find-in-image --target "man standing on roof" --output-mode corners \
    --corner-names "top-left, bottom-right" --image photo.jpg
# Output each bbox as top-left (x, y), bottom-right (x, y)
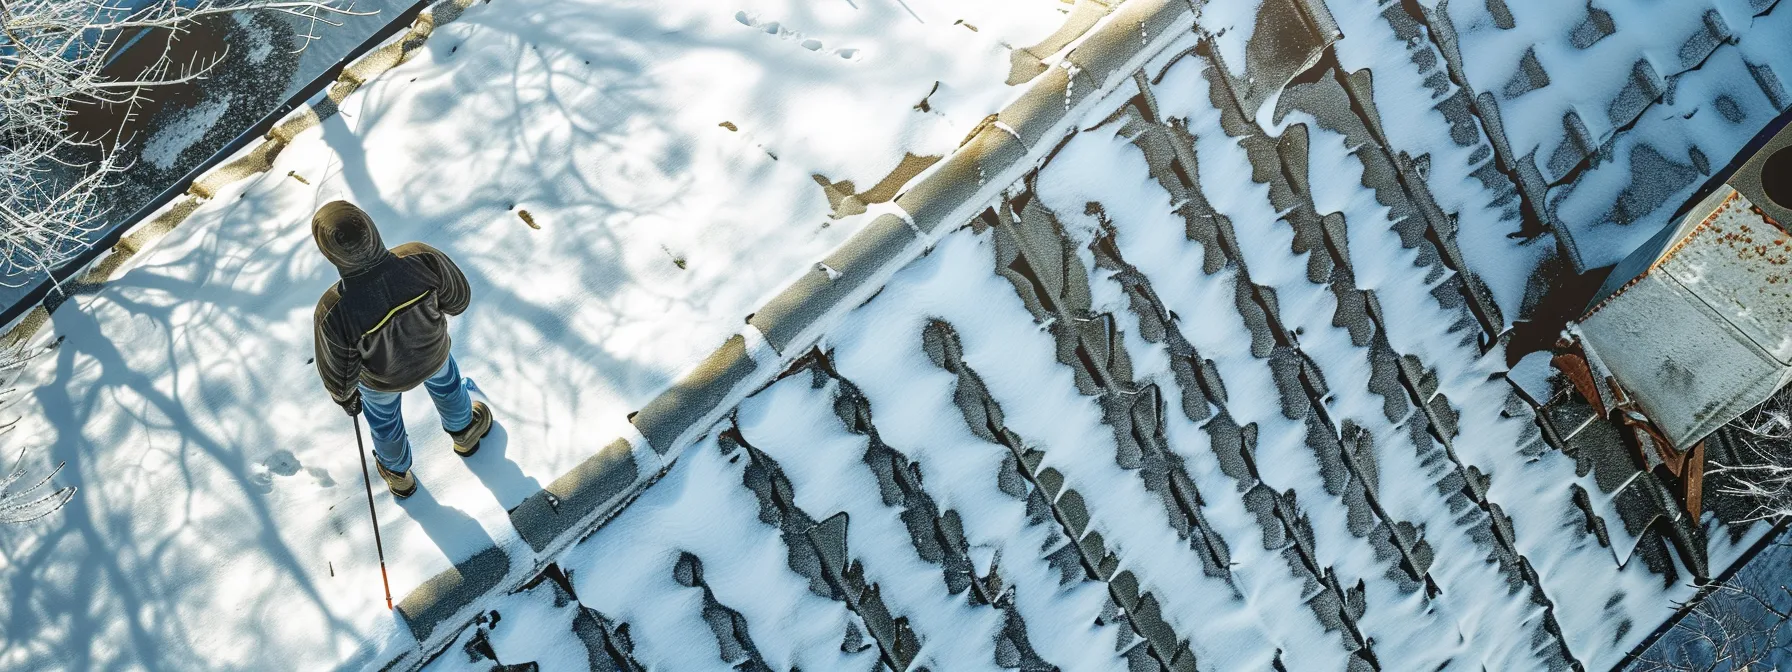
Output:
top-left (312, 201), bottom-right (493, 498)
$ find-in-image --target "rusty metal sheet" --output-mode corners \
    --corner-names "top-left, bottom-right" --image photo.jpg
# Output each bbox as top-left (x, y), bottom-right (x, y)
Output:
top-left (1657, 190), bottom-right (1792, 365)
top-left (1576, 270), bottom-right (1790, 451)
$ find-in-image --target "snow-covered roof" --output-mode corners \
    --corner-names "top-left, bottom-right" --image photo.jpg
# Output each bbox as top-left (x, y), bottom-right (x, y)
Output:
top-left (4, 0), bottom-right (1790, 670)
top-left (1432, 0), bottom-right (1792, 273)
top-left (416, 0), bottom-right (1787, 669)
top-left (1574, 121), bottom-right (1792, 451)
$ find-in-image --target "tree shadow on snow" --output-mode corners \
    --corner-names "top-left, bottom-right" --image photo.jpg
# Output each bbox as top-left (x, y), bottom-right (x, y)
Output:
top-left (3, 280), bottom-right (360, 671)
top-left (0, 1), bottom-right (851, 667)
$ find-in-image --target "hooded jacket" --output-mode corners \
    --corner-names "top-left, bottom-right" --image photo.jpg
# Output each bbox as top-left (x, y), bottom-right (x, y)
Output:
top-left (312, 201), bottom-right (471, 404)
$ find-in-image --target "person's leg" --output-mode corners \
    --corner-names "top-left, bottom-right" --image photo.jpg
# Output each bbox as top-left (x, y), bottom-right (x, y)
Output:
top-left (424, 354), bottom-right (472, 434)
top-left (359, 384), bottom-right (413, 473)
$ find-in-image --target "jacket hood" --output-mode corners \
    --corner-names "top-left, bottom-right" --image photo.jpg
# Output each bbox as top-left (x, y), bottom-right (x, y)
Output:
top-left (312, 201), bottom-right (390, 276)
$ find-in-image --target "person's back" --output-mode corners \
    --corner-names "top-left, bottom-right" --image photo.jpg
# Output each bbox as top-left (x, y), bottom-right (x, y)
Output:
top-left (312, 201), bottom-right (493, 497)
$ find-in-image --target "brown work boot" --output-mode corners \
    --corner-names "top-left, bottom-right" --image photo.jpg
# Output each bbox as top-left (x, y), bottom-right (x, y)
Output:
top-left (448, 401), bottom-right (493, 457)
top-left (376, 462), bottom-right (417, 498)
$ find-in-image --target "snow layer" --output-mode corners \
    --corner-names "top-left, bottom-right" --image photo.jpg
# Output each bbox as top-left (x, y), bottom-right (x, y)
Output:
top-left (1549, 6), bottom-right (1792, 269)
top-left (822, 268), bottom-right (1135, 671)
top-left (1428, 0), bottom-right (1792, 271)
top-left (495, 13), bottom-right (1774, 668)
top-left (1324, 0), bottom-right (1551, 325)
top-left (9, 0), bottom-right (1787, 669)
top-left (0, 0), bottom-right (1081, 668)
top-left (555, 434), bottom-right (880, 672)
top-left (735, 375), bottom-right (1011, 671)
top-left (1046, 53), bottom-right (1558, 669)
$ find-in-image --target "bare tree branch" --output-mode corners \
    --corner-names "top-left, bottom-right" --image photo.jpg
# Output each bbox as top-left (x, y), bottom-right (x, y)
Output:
top-left (1711, 387), bottom-right (1792, 524)
top-left (1, 0), bottom-right (365, 290)
top-left (1631, 539), bottom-right (1792, 671)
top-left (0, 0), bottom-right (365, 524)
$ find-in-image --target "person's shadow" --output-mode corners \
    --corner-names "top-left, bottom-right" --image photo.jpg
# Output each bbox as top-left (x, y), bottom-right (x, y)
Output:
top-left (460, 422), bottom-right (543, 511)
top-left (460, 379), bottom-right (543, 511)
top-left (395, 482), bottom-right (497, 564)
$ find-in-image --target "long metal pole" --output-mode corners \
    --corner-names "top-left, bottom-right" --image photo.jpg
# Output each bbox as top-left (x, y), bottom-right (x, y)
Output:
top-left (352, 415), bottom-right (395, 610)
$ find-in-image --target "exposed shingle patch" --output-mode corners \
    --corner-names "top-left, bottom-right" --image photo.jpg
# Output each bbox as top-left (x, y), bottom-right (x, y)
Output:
top-left (724, 427), bottom-right (926, 670)
top-left (924, 319), bottom-right (1202, 672)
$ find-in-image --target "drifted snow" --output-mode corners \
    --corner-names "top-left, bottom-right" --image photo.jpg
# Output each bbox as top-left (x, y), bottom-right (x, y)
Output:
top-left (5, 0), bottom-right (1788, 669)
top-left (473, 43), bottom-right (1771, 670)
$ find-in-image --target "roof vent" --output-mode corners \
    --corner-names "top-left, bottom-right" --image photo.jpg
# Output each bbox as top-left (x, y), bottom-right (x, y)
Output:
top-left (1728, 114), bottom-right (1792, 230)
top-left (1765, 145), bottom-right (1791, 210)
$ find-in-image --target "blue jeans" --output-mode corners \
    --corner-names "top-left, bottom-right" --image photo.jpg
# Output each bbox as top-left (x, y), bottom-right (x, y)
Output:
top-left (360, 355), bottom-right (472, 473)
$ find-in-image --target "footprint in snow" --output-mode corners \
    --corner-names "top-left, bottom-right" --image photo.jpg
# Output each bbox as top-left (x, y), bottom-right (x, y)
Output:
top-left (249, 450), bottom-right (334, 492)
top-left (265, 449), bottom-right (301, 477)
top-left (734, 11), bottom-right (859, 60)
top-left (248, 471), bottom-right (274, 494)
top-left (308, 467), bottom-right (336, 488)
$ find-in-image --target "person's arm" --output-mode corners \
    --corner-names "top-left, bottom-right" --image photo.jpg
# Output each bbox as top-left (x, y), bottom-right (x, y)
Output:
top-left (394, 242), bottom-right (471, 316)
top-left (314, 290), bottom-right (363, 412)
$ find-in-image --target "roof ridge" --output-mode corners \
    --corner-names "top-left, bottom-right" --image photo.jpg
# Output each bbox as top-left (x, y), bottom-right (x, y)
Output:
top-left (1580, 189), bottom-right (1742, 323)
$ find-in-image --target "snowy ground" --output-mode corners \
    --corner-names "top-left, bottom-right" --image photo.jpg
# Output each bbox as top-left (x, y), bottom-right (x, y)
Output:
top-left (0, 0), bottom-right (1081, 668)
top-left (4, 0), bottom-right (1791, 670)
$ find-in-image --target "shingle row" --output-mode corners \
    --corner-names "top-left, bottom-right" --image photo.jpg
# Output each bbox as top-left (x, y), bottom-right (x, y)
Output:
top-left (922, 318), bottom-right (1200, 672)
top-left (1027, 33), bottom-right (1582, 667)
top-left (411, 1), bottom-right (1780, 669)
top-left (723, 427), bottom-right (924, 671)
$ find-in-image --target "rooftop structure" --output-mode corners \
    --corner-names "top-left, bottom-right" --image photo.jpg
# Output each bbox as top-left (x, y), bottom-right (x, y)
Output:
top-left (1555, 119), bottom-right (1790, 525)
top-left (1579, 122), bottom-right (1792, 434)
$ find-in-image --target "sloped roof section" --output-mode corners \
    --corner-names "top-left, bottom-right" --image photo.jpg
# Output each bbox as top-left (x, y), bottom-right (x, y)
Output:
top-left (411, 1), bottom-right (1788, 670)
top-left (0, 0), bottom-right (1145, 669)
top-left (8, 0), bottom-right (1783, 668)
